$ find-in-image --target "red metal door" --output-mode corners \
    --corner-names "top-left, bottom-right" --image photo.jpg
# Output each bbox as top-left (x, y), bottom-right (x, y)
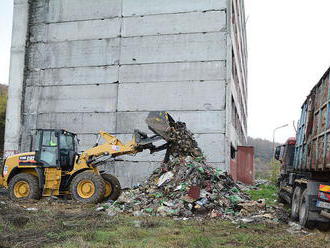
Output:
top-left (236, 146), bottom-right (255, 185)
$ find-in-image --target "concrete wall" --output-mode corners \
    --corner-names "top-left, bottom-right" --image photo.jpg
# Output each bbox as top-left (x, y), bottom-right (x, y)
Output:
top-left (5, 0), bottom-right (248, 188)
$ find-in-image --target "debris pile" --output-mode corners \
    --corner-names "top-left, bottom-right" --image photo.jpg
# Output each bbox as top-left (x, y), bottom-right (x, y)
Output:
top-left (166, 121), bottom-right (202, 158)
top-left (107, 155), bottom-right (250, 218)
top-left (104, 119), bottom-right (258, 219)
top-left (99, 117), bottom-right (288, 223)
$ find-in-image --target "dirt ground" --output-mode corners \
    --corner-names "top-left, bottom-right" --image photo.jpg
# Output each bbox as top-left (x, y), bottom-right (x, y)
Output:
top-left (1, 189), bottom-right (330, 248)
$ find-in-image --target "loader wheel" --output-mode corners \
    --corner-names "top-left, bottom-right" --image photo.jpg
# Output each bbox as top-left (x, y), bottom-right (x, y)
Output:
top-left (101, 173), bottom-right (121, 201)
top-left (299, 189), bottom-right (316, 229)
top-left (291, 186), bottom-right (302, 220)
top-left (70, 171), bottom-right (105, 204)
top-left (9, 173), bottom-right (41, 200)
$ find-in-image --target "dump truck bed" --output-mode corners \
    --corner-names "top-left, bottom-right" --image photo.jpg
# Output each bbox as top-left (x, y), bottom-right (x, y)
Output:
top-left (294, 67), bottom-right (330, 171)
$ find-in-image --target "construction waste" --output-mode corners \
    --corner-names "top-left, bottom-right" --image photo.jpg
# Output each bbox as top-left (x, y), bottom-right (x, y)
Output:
top-left (107, 156), bottom-right (249, 218)
top-left (100, 119), bottom-right (288, 223)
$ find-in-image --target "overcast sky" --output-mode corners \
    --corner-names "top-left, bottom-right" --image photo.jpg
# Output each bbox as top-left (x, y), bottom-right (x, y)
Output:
top-left (1, 1), bottom-right (330, 143)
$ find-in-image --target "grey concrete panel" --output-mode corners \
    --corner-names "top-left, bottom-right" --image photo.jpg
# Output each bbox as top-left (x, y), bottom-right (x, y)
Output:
top-left (25, 84), bottom-right (118, 113)
top-left (120, 33), bottom-right (226, 64)
top-left (11, 2), bottom-right (29, 49)
top-left (30, 19), bottom-right (121, 43)
top-left (5, 51), bottom-right (26, 154)
top-left (4, 0), bottom-right (29, 156)
top-left (115, 133), bottom-right (224, 163)
top-left (76, 133), bottom-right (166, 161)
top-left (116, 111), bottom-right (226, 134)
top-left (26, 66), bottom-right (119, 86)
top-left (102, 161), bottom-right (161, 188)
top-left (117, 81), bottom-right (226, 111)
top-left (37, 112), bottom-right (117, 134)
top-left (14, 0), bottom-right (28, 4)
top-left (31, 0), bottom-right (122, 24)
top-left (23, 86), bottom-right (40, 114)
top-left (123, 0), bottom-right (226, 16)
top-left (195, 133), bottom-right (225, 163)
top-left (28, 39), bottom-right (120, 69)
top-left (118, 149), bottom-right (166, 163)
top-left (119, 61), bottom-right (226, 83)
top-left (4, 1), bottom-right (29, 156)
top-left (20, 114), bottom-right (38, 152)
top-left (77, 132), bottom-right (224, 163)
top-left (122, 11), bottom-right (226, 37)
top-left (208, 163), bottom-right (226, 171)
top-left (76, 133), bottom-right (98, 152)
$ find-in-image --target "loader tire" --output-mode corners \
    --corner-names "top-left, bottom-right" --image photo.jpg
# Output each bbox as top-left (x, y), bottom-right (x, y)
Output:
top-left (291, 186), bottom-right (302, 220)
top-left (299, 189), bottom-right (316, 229)
top-left (70, 171), bottom-right (105, 204)
top-left (9, 173), bottom-right (41, 200)
top-left (101, 173), bottom-right (121, 201)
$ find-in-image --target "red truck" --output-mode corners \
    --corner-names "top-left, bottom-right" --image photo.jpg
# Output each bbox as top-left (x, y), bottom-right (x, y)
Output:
top-left (275, 68), bottom-right (330, 228)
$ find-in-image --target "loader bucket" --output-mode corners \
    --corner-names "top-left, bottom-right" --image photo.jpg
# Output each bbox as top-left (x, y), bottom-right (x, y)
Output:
top-left (146, 111), bottom-right (175, 141)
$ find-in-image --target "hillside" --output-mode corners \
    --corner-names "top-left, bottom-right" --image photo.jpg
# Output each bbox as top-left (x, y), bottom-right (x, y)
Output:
top-left (247, 136), bottom-right (281, 178)
top-left (0, 84), bottom-right (8, 156)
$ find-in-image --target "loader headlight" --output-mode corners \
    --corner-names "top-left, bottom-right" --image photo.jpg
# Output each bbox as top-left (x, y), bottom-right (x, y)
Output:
top-left (3, 166), bottom-right (8, 176)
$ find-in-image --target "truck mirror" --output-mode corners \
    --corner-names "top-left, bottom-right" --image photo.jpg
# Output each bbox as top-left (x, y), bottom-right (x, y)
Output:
top-left (274, 146), bottom-right (281, 160)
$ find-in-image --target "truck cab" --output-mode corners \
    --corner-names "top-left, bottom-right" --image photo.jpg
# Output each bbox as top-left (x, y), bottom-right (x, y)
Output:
top-left (275, 137), bottom-right (296, 176)
top-left (275, 137), bottom-right (330, 228)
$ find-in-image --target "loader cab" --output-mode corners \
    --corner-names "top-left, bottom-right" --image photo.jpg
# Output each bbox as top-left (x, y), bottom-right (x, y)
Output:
top-left (275, 137), bottom-right (296, 173)
top-left (35, 129), bottom-right (77, 171)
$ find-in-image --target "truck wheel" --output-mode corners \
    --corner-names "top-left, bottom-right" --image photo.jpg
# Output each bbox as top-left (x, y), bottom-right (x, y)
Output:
top-left (291, 186), bottom-right (302, 220)
top-left (9, 173), bottom-right (41, 200)
top-left (299, 189), bottom-right (315, 228)
top-left (278, 190), bottom-right (287, 204)
top-left (101, 173), bottom-right (121, 201)
top-left (70, 171), bottom-right (105, 204)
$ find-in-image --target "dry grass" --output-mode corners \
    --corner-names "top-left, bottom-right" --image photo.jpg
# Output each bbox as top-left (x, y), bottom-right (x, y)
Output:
top-left (0, 193), bottom-right (329, 248)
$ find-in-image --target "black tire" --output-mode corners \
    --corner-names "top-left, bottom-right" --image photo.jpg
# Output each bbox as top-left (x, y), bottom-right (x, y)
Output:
top-left (291, 186), bottom-right (302, 220)
top-left (278, 190), bottom-right (288, 204)
top-left (299, 189), bottom-right (315, 229)
top-left (101, 173), bottom-right (121, 201)
top-left (9, 173), bottom-right (41, 200)
top-left (70, 171), bottom-right (105, 204)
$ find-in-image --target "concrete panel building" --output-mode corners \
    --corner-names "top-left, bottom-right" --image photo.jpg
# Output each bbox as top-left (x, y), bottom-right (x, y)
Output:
top-left (5, 0), bottom-right (248, 187)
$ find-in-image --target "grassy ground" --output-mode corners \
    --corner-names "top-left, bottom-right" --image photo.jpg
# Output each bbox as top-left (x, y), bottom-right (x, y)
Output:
top-left (246, 184), bottom-right (278, 205)
top-left (0, 193), bottom-right (329, 248)
top-left (1, 183), bottom-right (330, 248)
top-left (1, 209), bottom-right (330, 248)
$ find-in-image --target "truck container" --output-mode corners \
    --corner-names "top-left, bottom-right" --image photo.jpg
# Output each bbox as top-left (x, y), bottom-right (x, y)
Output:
top-left (275, 67), bottom-right (330, 228)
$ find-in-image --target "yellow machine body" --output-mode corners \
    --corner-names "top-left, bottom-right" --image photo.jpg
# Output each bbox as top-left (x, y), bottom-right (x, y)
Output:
top-left (0, 111), bottom-right (172, 202)
top-left (0, 131), bottom-right (140, 199)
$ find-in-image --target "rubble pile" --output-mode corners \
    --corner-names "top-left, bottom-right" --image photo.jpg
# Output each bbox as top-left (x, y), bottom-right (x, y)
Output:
top-left (104, 120), bottom-right (258, 219)
top-left (100, 118), bottom-right (287, 223)
top-left (107, 156), bottom-right (250, 218)
top-left (166, 121), bottom-right (202, 158)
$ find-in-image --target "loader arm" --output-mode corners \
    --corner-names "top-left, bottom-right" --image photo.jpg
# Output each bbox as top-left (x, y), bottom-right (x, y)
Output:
top-left (79, 131), bottom-right (140, 165)
top-left (78, 112), bottom-right (176, 166)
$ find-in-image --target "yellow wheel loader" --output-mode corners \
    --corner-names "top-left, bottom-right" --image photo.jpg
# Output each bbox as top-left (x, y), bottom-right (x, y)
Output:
top-left (0, 112), bottom-right (174, 203)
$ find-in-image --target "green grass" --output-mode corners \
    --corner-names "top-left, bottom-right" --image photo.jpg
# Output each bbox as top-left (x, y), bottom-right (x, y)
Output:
top-left (47, 217), bottom-right (329, 248)
top-left (246, 184), bottom-right (278, 205)
top-left (0, 196), bottom-right (329, 248)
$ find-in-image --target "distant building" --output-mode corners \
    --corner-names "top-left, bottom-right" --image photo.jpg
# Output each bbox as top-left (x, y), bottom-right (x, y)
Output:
top-left (5, 0), bottom-right (248, 187)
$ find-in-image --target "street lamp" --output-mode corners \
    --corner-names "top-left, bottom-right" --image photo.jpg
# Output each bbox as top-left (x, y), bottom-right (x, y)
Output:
top-left (272, 124), bottom-right (289, 157)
